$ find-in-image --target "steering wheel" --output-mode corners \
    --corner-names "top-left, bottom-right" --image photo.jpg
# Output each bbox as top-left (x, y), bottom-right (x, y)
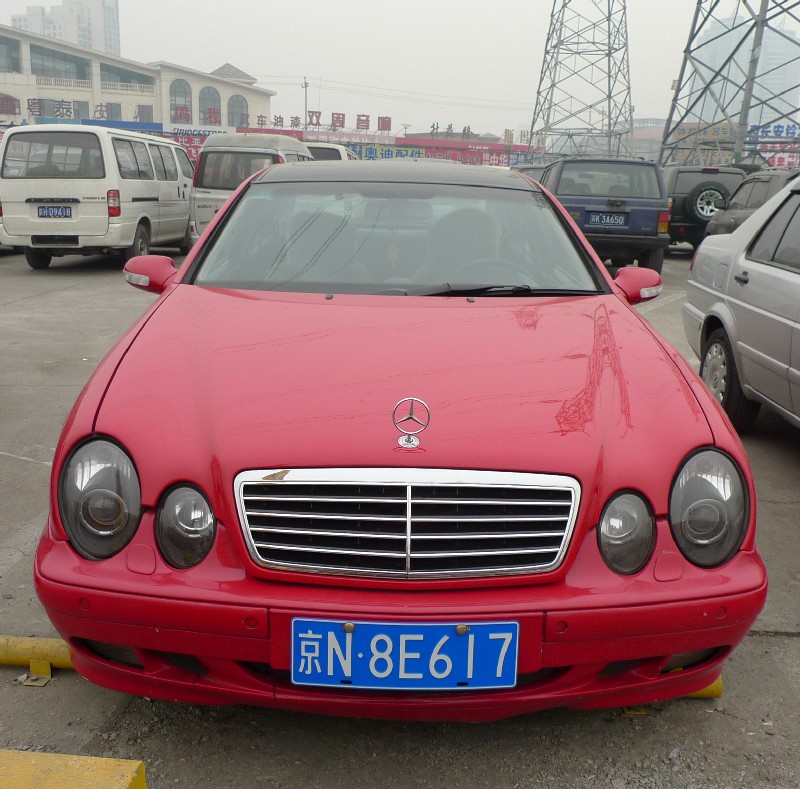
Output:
top-left (454, 257), bottom-right (535, 284)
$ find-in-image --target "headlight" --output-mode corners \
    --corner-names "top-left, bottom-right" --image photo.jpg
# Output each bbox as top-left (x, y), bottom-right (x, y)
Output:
top-left (156, 486), bottom-right (216, 569)
top-left (669, 450), bottom-right (748, 567)
top-left (58, 439), bottom-right (141, 560)
top-left (597, 492), bottom-right (655, 575)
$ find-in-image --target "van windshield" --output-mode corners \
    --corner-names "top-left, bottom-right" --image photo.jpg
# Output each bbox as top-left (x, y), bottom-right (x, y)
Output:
top-left (1, 131), bottom-right (105, 179)
top-left (196, 151), bottom-right (278, 190)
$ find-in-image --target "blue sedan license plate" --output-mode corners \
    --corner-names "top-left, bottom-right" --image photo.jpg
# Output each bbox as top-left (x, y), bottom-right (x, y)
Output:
top-left (291, 618), bottom-right (519, 690)
top-left (37, 206), bottom-right (72, 218)
top-left (587, 212), bottom-right (626, 226)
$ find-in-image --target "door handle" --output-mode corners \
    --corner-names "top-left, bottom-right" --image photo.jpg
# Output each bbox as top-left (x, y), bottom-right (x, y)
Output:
top-left (734, 272), bottom-right (749, 284)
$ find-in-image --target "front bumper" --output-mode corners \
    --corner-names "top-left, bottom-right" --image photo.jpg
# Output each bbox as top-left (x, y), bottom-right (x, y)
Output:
top-left (34, 518), bottom-right (767, 722)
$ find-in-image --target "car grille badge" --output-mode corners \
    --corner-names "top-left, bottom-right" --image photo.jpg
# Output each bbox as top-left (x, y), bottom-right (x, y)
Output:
top-left (393, 397), bottom-right (430, 448)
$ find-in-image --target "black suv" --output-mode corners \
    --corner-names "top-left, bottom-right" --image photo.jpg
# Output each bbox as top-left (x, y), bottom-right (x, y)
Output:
top-left (662, 165), bottom-right (746, 248)
top-left (538, 157), bottom-right (670, 273)
top-left (705, 167), bottom-right (800, 236)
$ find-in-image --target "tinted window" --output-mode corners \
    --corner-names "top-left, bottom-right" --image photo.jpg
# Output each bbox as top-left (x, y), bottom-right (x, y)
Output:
top-left (149, 144), bottom-right (167, 179)
top-left (748, 195), bottom-right (800, 262)
top-left (729, 181), bottom-right (754, 209)
top-left (1, 131), bottom-right (104, 178)
top-left (195, 151), bottom-right (278, 190)
top-left (193, 182), bottom-right (600, 296)
top-left (308, 147), bottom-right (343, 160)
top-left (559, 162), bottom-right (662, 199)
top-left (174, 146), bottom-right (195, 179)
top-left (747, 180), bottom-right (771, 209)
top-left (773, 201), bottom-right (800, 270)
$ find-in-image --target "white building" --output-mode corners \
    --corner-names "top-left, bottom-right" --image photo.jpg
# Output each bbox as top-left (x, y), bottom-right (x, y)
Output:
top-left (12, 0), bottom-right (120, 57)
top-left (0, 23), bottom-right (275, 145)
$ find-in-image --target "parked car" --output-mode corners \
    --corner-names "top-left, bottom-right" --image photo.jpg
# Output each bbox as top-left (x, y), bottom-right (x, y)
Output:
top-left (684, 176), bottom-right (800, 432)
top-left (0, 124), bottom-right (195, 269)
top-left (538, 156), bottom-right (671, 272)
top-left (304, 142), bottom-right (360, 161)
top-left (662, 165), bottom-right (746, 249)
top-left (35, 161), bottom-right (766, 722)
top-left (705, 167), bottom-right (800, 237)
top-left (188, 133), bottom-right (313, 246)
top-left (511, 163), bottom-right (546, 181)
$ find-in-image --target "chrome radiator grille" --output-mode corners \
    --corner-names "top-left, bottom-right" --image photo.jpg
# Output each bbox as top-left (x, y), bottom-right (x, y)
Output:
top-left (235, 469), bottom-right (580, 579)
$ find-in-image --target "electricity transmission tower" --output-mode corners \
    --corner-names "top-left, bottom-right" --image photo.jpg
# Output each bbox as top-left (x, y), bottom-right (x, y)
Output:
top-left (527, 0), bottom-right (634, 161)
top-left (660, 1), bottom-right (800, 166)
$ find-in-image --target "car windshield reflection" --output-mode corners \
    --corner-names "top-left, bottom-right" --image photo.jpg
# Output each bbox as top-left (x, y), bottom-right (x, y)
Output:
top-left (191, 182), bottom-right (602, 295)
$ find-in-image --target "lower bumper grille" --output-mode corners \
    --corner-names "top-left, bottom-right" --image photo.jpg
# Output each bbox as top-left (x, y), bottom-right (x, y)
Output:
top-left (235, 468), bottom-right (580, 579)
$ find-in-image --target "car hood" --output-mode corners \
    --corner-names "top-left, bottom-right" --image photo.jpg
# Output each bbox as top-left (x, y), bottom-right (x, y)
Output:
top-left (96, 287), bottom-right (713, 511)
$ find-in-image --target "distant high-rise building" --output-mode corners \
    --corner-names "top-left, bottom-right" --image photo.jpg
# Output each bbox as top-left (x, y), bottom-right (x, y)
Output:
top-left (11, 0), bottom-right (120, 56)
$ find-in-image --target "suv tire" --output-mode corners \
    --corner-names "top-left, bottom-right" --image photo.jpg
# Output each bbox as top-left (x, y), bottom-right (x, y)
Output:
top-left (685, 182), bottom-right (730, 223)
top-left (637, 248), bottom-right (664, 274)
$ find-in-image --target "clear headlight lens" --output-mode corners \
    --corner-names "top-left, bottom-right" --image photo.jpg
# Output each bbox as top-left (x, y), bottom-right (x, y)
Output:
top-left (156, 486), bottom-right (216, 569)
top-left (58, 439), bottom-right (141, 559)
top-left (598, 492), bottom-right (655, 575)
top-left (669, 450), bottom-right (748, 567)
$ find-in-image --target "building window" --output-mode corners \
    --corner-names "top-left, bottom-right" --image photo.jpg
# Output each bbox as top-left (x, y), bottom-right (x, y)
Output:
top-left (106, 103), bottom-right (122, 121)
top-left (170, 79), bottom-right (192, 123)
top-left (30, 44), bottom-right (91, 81)
top-left (135, 105), bottom-right (153, 123)
top-left (0, 93), bottom-right (21, 115)
top-left (200, 86), bottom-right (221, 126)
top-left (73, 100), bottom-right (90, 119)
top-left (0, 36), bottom-right (21, 73)
top-left (228, 94), bottom-right (248, 128)
top-left (99, 63), bottom-right (154, 86)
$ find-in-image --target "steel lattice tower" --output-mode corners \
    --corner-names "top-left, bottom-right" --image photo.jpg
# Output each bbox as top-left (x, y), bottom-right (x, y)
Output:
top-left (528, 0), bottom-right (634, 160)
top-left (660, 1), bottom-right (800, 166)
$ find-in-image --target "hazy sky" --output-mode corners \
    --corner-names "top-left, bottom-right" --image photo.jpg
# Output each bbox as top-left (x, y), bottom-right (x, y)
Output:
top-left (7, 0), bottom-right (698, 135)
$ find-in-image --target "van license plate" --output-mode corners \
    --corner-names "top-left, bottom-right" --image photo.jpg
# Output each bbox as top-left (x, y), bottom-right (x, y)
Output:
top-left (588, 212), bottom-right (626, 226)
top-left (38, 206), bottom-right (72, 218)
top-left (291, 618), bottom-right (519, 690)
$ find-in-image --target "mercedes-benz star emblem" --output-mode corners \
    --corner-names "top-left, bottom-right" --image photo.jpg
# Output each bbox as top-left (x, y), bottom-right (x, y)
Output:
top-left (392, 397), bottom-right (430, 448)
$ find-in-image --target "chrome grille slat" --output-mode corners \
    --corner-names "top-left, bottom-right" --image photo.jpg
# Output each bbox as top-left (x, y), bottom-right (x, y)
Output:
top-left (236, 469), bottom-right (580, 579)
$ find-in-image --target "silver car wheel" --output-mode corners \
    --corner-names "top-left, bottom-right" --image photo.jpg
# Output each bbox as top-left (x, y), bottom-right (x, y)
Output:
top-left (702, 341), bottom-right (727, 402)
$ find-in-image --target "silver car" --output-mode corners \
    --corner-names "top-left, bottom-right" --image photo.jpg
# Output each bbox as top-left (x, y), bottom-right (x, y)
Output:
top-left (683, 178), bottom-right (800, 431)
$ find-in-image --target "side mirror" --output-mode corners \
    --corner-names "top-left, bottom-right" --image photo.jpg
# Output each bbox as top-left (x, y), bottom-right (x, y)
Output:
top-left (123, 255), bottom-right (178, 294)
top-left (713, 198), bottom-right (727, 209)
top-left (614, 266), bottom-right (663, 304)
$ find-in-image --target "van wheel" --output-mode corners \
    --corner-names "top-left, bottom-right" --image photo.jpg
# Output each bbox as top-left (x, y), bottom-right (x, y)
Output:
top-left (24, 248), bottom-right (52, 270)
top-left (638, 248), bottom-right (664, 274)
top-left (125, 224), bottom-right (150, 261)
top-left (178, 227), bottom-right (193, 256)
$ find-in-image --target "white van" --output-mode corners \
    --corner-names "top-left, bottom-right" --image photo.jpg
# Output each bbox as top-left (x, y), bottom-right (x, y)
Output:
top-left (188, 133), bottom-right (313, 245)
top-left (0, 124), bottom-right (195, 269)
top-left (304, 142), bottom-right (360, 161)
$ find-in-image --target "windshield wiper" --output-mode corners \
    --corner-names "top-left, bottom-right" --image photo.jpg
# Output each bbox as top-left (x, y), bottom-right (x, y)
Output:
top-left (425, 284), bottom-right (595, 297)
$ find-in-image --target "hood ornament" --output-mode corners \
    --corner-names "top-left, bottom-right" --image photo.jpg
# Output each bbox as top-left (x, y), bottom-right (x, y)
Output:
top-left (392, 397), bottom-right (430, 448)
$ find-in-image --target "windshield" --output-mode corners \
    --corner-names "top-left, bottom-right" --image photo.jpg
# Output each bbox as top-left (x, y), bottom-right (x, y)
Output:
top-left (192, 181), bottom-right (601, 295)
top-left (1, 131), bottom-right (104, 179)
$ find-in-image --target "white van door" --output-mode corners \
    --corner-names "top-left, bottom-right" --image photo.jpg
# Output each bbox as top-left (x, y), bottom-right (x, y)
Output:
top-left (148, 143), bottom-right (189, 242)
top-left (0, 130), bottom-right (110, 237)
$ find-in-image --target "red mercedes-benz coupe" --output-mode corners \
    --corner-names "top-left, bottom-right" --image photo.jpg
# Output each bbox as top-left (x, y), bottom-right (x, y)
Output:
top-left (35, 160), bottom-right (766, 721)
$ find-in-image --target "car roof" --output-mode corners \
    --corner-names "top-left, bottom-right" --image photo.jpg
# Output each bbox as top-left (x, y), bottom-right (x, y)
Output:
top-left (252, 160), bottom-right (542, 189)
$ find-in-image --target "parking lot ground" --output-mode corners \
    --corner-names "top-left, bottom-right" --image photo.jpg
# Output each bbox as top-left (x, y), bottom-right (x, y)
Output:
top-left (1, 250), bottom-right (798, 788)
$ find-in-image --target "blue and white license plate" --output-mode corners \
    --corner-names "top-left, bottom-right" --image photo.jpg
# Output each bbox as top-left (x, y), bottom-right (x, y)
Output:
top-left (37, 206), bottom-right (72, 218)
top-left (587, 212), bottom-right (626, 226)
top-left (291, 618), bottom-right (519, 691)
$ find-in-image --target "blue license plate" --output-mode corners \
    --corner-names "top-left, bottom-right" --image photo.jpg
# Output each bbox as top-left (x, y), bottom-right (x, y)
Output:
top-left (37, 206), bottom-right (72, 218)
top-left (291, 618), bottom-right (519, 691)
top-left (587, 212), bottom-right (626, 226)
